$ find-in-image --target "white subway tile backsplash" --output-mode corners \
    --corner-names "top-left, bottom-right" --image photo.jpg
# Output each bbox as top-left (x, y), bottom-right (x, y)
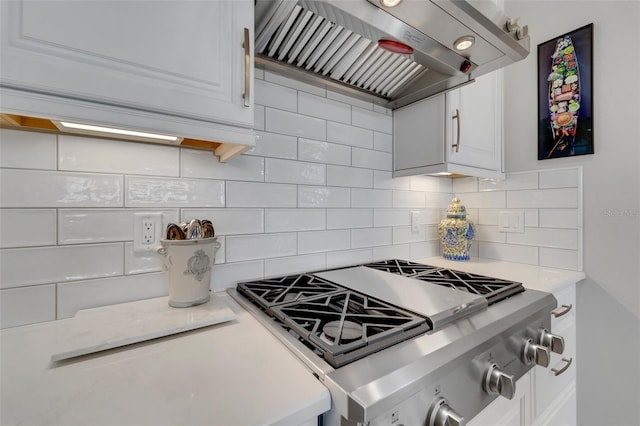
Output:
top-left (58, 208), bottom-right (177, 245)
top-left (478, 209), bottom-right (538, 227)
top-left (456, 191), bottom-right (506, 209)
top-left (0, 243), bottom-right (123, 288)
top-left (352, 107), bottom-right (392, 134)
top-left (0, 285), bottom-right (56, 329)
top-left (373, 132), bottom-right (393, 153)
top-left (254, 104), bottom-right (265, 131)
top-left (265, 208), bottom-right (325, 233)
top-left (374, 209), bottom-right (410, 227)
top-left (327, 165), bottom-right (372, 188)
top-left (181, 208), bottom-right (264, 235)
top-left (351, 189), bottom-right (392, 208)
top-left (425, 225), bottom-right (439, 241)
top-left (59, 209), bottom-right (179, 245)
top-left (226, 233), bottom-right (296, 262)
top-left (373, 104), bottom-right (391, 116)
top-left (124, 242), bottom-right (162, 275)
top-left (373, 244), bottom-right (411, 261)
top-left (507, 228), bottom-right (578, 249)
top-left (298, 92), bottom-right (351, 123)
top-left (327, 209), bottom-right (373, 229)
top-left (0, 128), bottom-right (57, 170)
top-left (59, 136), bottom-right (179, 176)
top-left (452, 177), bottom-right (478, 193)
top-left (427, 192), bottom-right (456, 209)
top-left (410, 176), bottom-right (453, 193)
top-left (507, 188), bottom-right (578, 208)
top-left (266, 108), bottom-right (326, 140)
top-left (479, 242), bottom-right (539, 265)
top-left (539, 248), bottom-right (579, 270)
top-left (0, 209), bottom-right (57, 248)
top-left (351, 227), bottom-right (392, 248)
top-left (393, 190), bottom-right (426, 208)
top-left (539, 168), bottom-right (579, 188)
top-left (327, 122), bottom-right (373, 149)
top-left (298, 229), bottom-right (350, 254)
top-left (539, 209), bottom-right (579, 228)
top-left (57, 273), bottom-right (167, 319)
top-left (298, 186), bottom-right (350, 208)
top-left (479, 172), bottom-right (538, 191)
top-left (1, 169), bottom-right (123, 208)
top-left (373, 171), bottom-right (411, 190)
top-left (255, 79), bottom-right (298, 112)
top-left (182, 150), bottom-right (264, 181)
top-left (264, 253), bottom-right (326, 277)
top-left (327, 89), bottom-right (373, 110)
top-left (475, 224), bottom-right (507, 243)
top-left (210, 260), bottom-right (264, 292)
top-left (351, 148), bottom-right (392, 171)
top-left (126, 176), bottom-right (224, 208)
top-left (326, 248), bottom-right (373, 268)
top-left (264, 70), bottom-right (326, 96)
top-left (265, 158), bottom-right (326, 185)
top-left (247, 131), bottom-right (297, 159)
top-left (298, 138), bottom-right (351, 166)
top-left (226, 181), bottom-right (296, 208)
top-left (409, 241), bottom-right (440, 260)
top-left (393, 226), bottom-right (426, 244)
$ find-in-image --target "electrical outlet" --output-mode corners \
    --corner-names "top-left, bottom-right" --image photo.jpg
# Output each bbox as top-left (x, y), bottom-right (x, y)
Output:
top-left (134, 212), bottom-right (163, 253)
top-left (411, 211), bottom-right (420, 233)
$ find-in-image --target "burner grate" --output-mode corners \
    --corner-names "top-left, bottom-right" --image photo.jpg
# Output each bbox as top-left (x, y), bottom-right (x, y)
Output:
top-left (362, 260), bottom-right (524, 305)
top-left (273, 291), bottom-right (430, 368)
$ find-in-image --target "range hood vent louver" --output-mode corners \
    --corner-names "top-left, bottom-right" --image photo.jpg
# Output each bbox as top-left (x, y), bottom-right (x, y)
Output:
top-left (256, 4), bottom-right (425, 98)
top-left (254, 0), bottom-right (530, 110)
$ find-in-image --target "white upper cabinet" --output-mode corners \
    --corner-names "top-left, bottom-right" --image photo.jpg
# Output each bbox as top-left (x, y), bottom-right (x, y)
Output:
top-left (393, 71), bottom-right (504, 179)
top-left (0, 0), bottom-right (255, 159)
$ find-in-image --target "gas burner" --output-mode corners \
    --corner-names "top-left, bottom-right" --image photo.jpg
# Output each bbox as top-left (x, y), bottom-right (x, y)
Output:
top-left (321, 320), bottom-right (363, 344)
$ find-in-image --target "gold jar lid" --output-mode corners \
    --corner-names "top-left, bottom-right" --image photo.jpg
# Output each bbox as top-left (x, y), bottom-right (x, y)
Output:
top-left (445, 198), bottom-right (467, 218)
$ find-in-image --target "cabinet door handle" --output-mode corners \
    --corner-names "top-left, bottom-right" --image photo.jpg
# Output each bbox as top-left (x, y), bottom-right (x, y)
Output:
top-left (242, 27), bottom-right (251, 108)
top-left (452, 108), bottom-right (460, 152)
top-left (552, 304), bottom-right (572, 318)
top-left (551, 357), bottom-right (573, 376)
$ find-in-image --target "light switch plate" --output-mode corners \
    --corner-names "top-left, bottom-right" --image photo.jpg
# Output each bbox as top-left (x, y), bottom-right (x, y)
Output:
top-left (498, 210), bottom-right (525, 233)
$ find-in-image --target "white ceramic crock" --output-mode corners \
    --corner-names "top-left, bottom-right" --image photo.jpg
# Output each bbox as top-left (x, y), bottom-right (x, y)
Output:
top-left (156, 237), bottom-right (221, 307)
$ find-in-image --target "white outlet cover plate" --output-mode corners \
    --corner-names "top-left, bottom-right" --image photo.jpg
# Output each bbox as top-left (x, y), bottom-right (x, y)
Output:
top-left (133, 212), bottom-right (163, 253)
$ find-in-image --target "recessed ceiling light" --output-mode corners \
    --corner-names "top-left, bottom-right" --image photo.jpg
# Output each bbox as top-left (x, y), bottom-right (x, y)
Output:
top-left (380, 0), bottom-right (402, 7)
top-left (454, 36), bottom-right (475, 51)
top-left (54, 121), bottom-right (182, 144)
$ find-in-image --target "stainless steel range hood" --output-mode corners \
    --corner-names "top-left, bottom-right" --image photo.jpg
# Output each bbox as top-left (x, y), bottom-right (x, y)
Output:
top-left (255, 0), bottom-right (530, 109)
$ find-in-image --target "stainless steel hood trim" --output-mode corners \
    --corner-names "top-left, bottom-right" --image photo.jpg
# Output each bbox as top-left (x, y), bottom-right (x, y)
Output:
top-left (255, 0), bottom-right (530, 109)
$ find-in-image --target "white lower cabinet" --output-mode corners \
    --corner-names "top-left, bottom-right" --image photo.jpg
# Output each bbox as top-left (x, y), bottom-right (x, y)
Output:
top-left (532, 284), bottom-right (577, 426)
top-left (470, 284), bottom-right (577, 426)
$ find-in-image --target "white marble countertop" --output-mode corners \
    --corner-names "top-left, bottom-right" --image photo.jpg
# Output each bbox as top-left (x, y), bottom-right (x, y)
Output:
top-left (416, 256), bottom-right (586, 294)
top-left (0, 293), bottom-right (331, 426)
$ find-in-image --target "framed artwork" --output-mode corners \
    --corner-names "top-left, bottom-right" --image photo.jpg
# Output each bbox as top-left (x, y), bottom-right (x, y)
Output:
top-left (537, 23), bottom-right (594, 160)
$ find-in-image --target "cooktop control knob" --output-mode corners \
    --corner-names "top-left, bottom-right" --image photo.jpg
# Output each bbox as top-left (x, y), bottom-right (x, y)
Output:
top-left (522, 338), bottom-right (551, 367)
top-left (483, 363), bottom-right (515, 400)
top-left (427, 397), bottom-right (465, 426)
top-left (539, 329), bottom-right (565, 354)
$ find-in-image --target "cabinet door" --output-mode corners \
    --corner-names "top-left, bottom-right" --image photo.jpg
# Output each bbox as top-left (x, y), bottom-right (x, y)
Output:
top-left (468, 373), bottom-right (531, 426)
top-left (1, 0), bottom-right (253, 128)
top-left (532, 285), bottom-right (576, 426)
top-left (445, 71), bottom-right (502, 171)
top-left (393, 95), bottom-right (446, 173)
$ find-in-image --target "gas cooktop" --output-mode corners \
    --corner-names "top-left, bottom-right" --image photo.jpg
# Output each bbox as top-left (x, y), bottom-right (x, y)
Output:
top-left (236, 259), bottom-right (524, 368)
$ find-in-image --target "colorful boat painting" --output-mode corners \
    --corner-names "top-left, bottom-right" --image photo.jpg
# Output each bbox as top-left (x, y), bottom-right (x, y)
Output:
top-left (546, 35), bottom-right (580, 158)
